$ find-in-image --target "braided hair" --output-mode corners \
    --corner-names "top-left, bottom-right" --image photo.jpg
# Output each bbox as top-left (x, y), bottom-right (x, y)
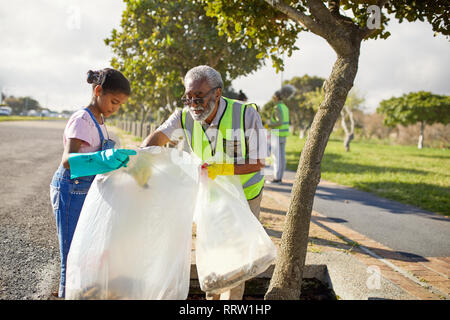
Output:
top-left (87, 68), bottom-right (131, 96)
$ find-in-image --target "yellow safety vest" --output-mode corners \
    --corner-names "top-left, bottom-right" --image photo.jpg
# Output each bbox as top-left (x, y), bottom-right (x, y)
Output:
top-left (271, 103), bottom-right (290, 137)
top-left (181, 97), bottom-right (264, 200)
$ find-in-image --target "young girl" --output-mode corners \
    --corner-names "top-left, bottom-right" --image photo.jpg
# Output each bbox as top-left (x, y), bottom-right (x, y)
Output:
top-left (49, 68), bottom-right (136, 298)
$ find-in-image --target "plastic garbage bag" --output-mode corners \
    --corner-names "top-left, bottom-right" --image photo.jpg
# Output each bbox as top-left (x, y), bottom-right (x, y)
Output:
top-left (194, 171), bottom-right (277, 295)
top-left (65, 147), bottom-right (200, 300)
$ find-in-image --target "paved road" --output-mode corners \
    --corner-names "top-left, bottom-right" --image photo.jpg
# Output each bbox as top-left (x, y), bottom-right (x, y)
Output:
top-left (0, 120), bottom-right (66, 299)
top-left (265, 169), bottom-right (450, 258)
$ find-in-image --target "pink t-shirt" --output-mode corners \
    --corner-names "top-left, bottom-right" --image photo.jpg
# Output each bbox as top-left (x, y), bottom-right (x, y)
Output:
top-left (63, 109), bottom-right (108, 153)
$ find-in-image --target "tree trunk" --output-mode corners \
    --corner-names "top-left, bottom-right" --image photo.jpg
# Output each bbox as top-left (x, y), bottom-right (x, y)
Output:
top-left (264, 51), bottom-right (360, 300)
top-left (291, 112), bottom-right (300, 137)
top-left (299, 129), bottom-right (306, 139)
top-left (166, 88), bottom-right (174, 113)
top-left (299, 119), bottom-right (314, 139)
top-left (418, 121), bottom-right (425, 149)
top-left (344, 132), bottom-right (354, 152)
top-left (341, 106), bottom-right (355, 152)
top-left (140, 105), bottom-right (149, 139)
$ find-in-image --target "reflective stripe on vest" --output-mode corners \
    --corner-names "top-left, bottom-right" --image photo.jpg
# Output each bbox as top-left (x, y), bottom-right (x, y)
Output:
top-left (181, 97), bottom-right (264, 200)
top-left (247, 103), bottom-right (259, 112)
top-left (271, 103), bottom-right (290, 137)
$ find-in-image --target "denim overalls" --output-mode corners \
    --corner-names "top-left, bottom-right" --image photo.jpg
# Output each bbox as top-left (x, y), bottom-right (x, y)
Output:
top-left (49, 108), bottom-right (115, 298)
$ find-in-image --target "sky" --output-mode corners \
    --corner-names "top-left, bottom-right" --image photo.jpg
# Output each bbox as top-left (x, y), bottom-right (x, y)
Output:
top-left (1, 0), bottom-right (449, 114)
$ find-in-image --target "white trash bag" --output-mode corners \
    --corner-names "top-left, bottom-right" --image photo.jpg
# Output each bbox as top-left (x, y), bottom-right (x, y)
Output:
top-left (65, 147), bottom-right (200, 300)
top-left (194, 171), bottom-right (277, 295)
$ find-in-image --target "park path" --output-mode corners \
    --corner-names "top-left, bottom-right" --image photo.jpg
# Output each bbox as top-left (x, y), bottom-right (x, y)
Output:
top-left (265, 169), bottom-right (450, 257)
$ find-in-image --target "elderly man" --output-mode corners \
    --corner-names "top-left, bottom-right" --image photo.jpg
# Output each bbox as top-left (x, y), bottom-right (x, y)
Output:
top-left (141, 65), bottom-right (267, 300)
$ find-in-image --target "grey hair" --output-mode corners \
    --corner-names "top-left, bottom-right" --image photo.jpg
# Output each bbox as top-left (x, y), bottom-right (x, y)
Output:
top-left (184, 65), bottom-right (223, 89)
top-left (275, 84), bottom-right (296, 100)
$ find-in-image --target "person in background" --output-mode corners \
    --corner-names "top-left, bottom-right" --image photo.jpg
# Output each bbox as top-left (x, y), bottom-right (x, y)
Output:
top-left (49, 68), bottom-right (136, 298)
top-left (237, 90), bottom-right (248, 102)
top-left (266, 85), bottom-right (295, 184)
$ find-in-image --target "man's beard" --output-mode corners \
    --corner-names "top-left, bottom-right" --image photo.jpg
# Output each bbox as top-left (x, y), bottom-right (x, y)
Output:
top-left (189, 98), bottom-right (216, 122)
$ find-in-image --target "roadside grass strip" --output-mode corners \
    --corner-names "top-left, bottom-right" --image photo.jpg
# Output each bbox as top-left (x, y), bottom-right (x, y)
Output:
top-left (286, 135), bottom-right (450, 216)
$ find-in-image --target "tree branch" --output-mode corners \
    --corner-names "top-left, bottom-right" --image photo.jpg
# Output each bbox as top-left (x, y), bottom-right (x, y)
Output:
top-left (304, 0), bottom-right (339, 27)
top-left (328, 0), bottom-right (340, 16)
top-left (266, 0), bottom-right (360, 56)
top-left (327, 0), bottom-right (356, 26)
top-left (264, 0), bottom-right (328, 38)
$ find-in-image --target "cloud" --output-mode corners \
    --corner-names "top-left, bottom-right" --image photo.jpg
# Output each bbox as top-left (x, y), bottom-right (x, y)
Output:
top-left (0, 0), bottom-right (125, 111)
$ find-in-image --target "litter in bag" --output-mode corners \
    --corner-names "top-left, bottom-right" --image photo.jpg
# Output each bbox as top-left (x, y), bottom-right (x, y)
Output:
top-left (194, 171), bottom-right (277, 295)
top-left (65, 147), bottom-right (200, 300)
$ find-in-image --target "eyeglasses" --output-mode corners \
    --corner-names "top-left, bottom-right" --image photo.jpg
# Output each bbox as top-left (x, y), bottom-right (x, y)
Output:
top-left (181, 87), bottom-right (220, 106)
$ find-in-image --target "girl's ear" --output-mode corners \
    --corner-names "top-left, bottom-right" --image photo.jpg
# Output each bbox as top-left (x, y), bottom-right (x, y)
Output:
top-left (94, 85), bottom-right (103, 97)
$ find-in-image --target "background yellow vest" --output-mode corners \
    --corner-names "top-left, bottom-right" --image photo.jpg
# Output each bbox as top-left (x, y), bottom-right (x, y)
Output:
top-left (271, 103), bottom-right (290, 137)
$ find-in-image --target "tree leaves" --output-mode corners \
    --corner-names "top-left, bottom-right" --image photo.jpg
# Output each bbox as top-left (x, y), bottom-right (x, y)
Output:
top-left (202, 0), bottom-right (302, 72)
top-left (105, 0), bottom-right (264, 119)
top-left (377, 91), bottom-right (450, 127)
top-left (261, 74), bottom-right (325, 132)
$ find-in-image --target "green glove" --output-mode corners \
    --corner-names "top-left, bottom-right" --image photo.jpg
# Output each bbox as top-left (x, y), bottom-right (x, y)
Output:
top-left (68, 148), bottom-right (137, 179)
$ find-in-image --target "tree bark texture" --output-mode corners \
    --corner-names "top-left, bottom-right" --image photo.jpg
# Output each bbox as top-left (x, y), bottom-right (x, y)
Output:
top-left (341, 106), bottom-right (355, 152)
top-left (265, 51), bottom-right (360, 300)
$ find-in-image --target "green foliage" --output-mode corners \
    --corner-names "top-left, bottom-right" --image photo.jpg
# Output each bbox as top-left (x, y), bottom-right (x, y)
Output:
top-left (202, 1), bottom-right (449, 71)
top-left (202, 0), bottom-right (303, 72)
top-left (325, 0), bottom-right (449, 40)
top-left (262, 75), bottom-right (325, 132)
top-left (105, 0), bottom-right (264, 119)
top-left (344, 89), bottom-right (365, 111)
top-left (2, 95), bottom-right (41, 115)
top-left (377, 91), bottom-right (450, 127)
top-left (384, 1), bottom-right (450, 38)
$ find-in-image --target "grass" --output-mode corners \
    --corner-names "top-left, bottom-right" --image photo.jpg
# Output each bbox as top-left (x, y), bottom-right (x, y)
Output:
top-left (111, 126), bottom-right (143, 144)
top-left (0, 116), bottom-right (63, 122)
top-left (285, 135), bottom-right (450, 216)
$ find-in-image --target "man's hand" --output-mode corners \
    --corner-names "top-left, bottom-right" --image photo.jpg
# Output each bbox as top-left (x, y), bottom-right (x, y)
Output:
top-left (202, 163), bottom-right (234, 180)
